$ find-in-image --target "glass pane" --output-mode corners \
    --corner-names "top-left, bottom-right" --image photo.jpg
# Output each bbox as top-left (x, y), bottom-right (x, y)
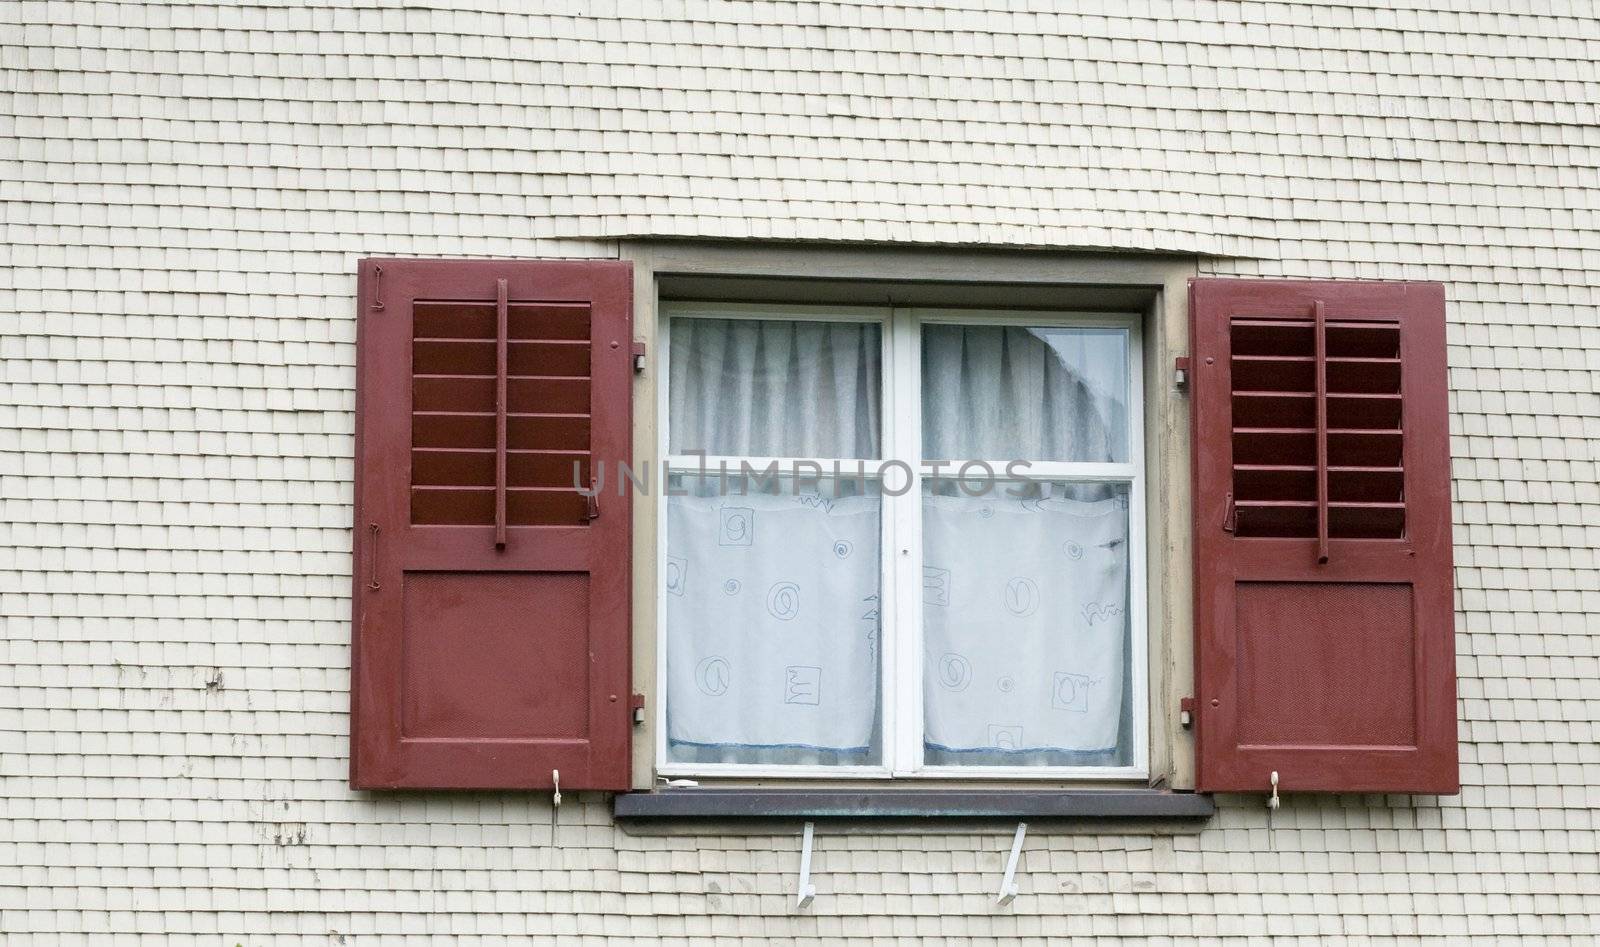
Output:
top-left (922, 479), bottom-right (1132, 767)
top-left (670, 317), bottom-right (882, 458)
top-left (666, 472), bottom-right (882, 766)
top-left (922, 324), bottom-right (1129, 462)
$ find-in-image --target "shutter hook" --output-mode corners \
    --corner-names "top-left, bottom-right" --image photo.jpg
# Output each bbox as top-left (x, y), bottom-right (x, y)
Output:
top-left (370, 264), bottom-right (384, 310)
top-left (796, 821), bottom-right (817, 909)
top-left (552, 769), bottom-right (561, 808)
top-left (1268, 771), bottom-right (1280, 811)
top-left (995, 821), bottom-right (1027, 906)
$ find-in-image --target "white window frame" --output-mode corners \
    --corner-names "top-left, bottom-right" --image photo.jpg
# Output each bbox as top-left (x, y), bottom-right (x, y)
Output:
top-left (655, 301), bottom-right (1148, 781)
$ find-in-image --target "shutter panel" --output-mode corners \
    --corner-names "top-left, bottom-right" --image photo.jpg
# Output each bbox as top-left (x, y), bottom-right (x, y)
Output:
top-left (1190, 279), bottom-right (1457, 794)
top-left (351, 258), bottom-right (633, 790)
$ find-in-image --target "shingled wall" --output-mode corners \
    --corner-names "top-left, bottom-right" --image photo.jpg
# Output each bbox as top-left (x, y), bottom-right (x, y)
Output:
top-left (2, 1), bottom-right (1597, 942)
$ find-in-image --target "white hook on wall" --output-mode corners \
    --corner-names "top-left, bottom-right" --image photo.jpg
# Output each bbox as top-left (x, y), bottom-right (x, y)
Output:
top-left (995, 822), bottom-right (1028, 906)
top-left (796, 821), bottom-right (817, 910)
top-left (552, 769), bottom-right (561, 808)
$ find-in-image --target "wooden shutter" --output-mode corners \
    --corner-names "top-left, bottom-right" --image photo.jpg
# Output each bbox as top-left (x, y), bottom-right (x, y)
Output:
top-left (351, 258), bottom-right (633, 790)
top-left (1190, 279), bottom-right (1457, 794)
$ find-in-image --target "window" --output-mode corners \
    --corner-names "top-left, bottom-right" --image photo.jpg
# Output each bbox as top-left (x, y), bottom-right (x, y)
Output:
top-left (347, 250), bottom-right (1457, 803)
top-left (657, 303), bottom-right (1146, 778)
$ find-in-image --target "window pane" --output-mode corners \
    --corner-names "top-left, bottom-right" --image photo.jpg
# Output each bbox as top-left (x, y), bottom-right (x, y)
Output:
top-left (670, 317), bottom-right (882, 458)
top-left (922, 479), bottom-right (1132, 767)
top-left (666, 472), bottom-right (882, 766)
top-left (922, 324), bottom-right (1129, 462)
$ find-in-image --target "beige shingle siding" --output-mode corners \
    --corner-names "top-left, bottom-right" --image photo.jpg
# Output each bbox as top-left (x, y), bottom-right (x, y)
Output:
top-left (3, 0), bottom-right (1599, 943)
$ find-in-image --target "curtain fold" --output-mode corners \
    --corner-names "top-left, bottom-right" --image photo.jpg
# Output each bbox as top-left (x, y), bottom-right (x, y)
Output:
top-left (670, 318), bottom-right (881, 458)
top-left (921, 324), bottom-right (1126, 462)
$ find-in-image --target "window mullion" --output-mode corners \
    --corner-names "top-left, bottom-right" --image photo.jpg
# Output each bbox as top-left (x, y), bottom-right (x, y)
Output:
top-left (887, 306), bottom-right (925, 775)
top-left (878, 310), bottom-right (900, 773)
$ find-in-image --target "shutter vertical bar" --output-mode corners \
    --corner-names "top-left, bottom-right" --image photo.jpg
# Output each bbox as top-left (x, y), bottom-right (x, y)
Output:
top-left (1313, 298), bottom-right (1329, 564)
top-left (494, 277), bottom-right (509, 549)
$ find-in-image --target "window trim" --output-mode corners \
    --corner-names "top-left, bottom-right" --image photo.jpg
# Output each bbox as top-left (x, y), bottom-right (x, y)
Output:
top-left (614, 788), bottom-right (1215, 821)
top-left (619, 241), bottom-right (1200, 795)
top-left (655, 300), bottom-right (1148, 781)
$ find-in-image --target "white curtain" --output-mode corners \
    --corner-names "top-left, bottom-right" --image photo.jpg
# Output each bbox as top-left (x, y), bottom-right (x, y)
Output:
top-left (922, 483), bottom-right (1130, 766)
top-left (922, 324), bottom-right (1127, 462)
top-left (670, 318), bottom-right (881, 458)
top-left (918, 323), bottom-right (1132, 765)
top-left (664, 315), bottom-right (1132, 768)
top-left (665, 481), bottom-right (881, 765)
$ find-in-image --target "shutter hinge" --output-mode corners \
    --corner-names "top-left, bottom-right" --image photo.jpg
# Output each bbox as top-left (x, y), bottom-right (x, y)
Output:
top-left (1179, 697), bottom-right (1196, 729)
top-left (631, 694), bottom-right (646, 725)
top-left (631, 340), bottom-right (647, 373)
top-left (1221, 492), bottom-right (1236, 533)
top-left (1174, 355), bottom-right (1191, 387)
top-left (370, 264), bottom-right (385, 310)
top-left (366, 523), bottom-right (381, 590)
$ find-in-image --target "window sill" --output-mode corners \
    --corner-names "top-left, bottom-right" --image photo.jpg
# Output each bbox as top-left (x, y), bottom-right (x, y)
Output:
top-left (612, 788), bottom-right (1214, 821)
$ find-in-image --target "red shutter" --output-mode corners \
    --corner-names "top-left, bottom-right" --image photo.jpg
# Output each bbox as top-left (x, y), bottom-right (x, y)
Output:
top-left (351, 258), bottom-right (633, 790)
top-left (1190, 279), bottom-right (1457, 794)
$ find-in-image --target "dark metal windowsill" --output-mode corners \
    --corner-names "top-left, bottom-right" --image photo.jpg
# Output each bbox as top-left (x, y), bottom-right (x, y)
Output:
top-left (614, 788), bottom-right (1214, 820)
